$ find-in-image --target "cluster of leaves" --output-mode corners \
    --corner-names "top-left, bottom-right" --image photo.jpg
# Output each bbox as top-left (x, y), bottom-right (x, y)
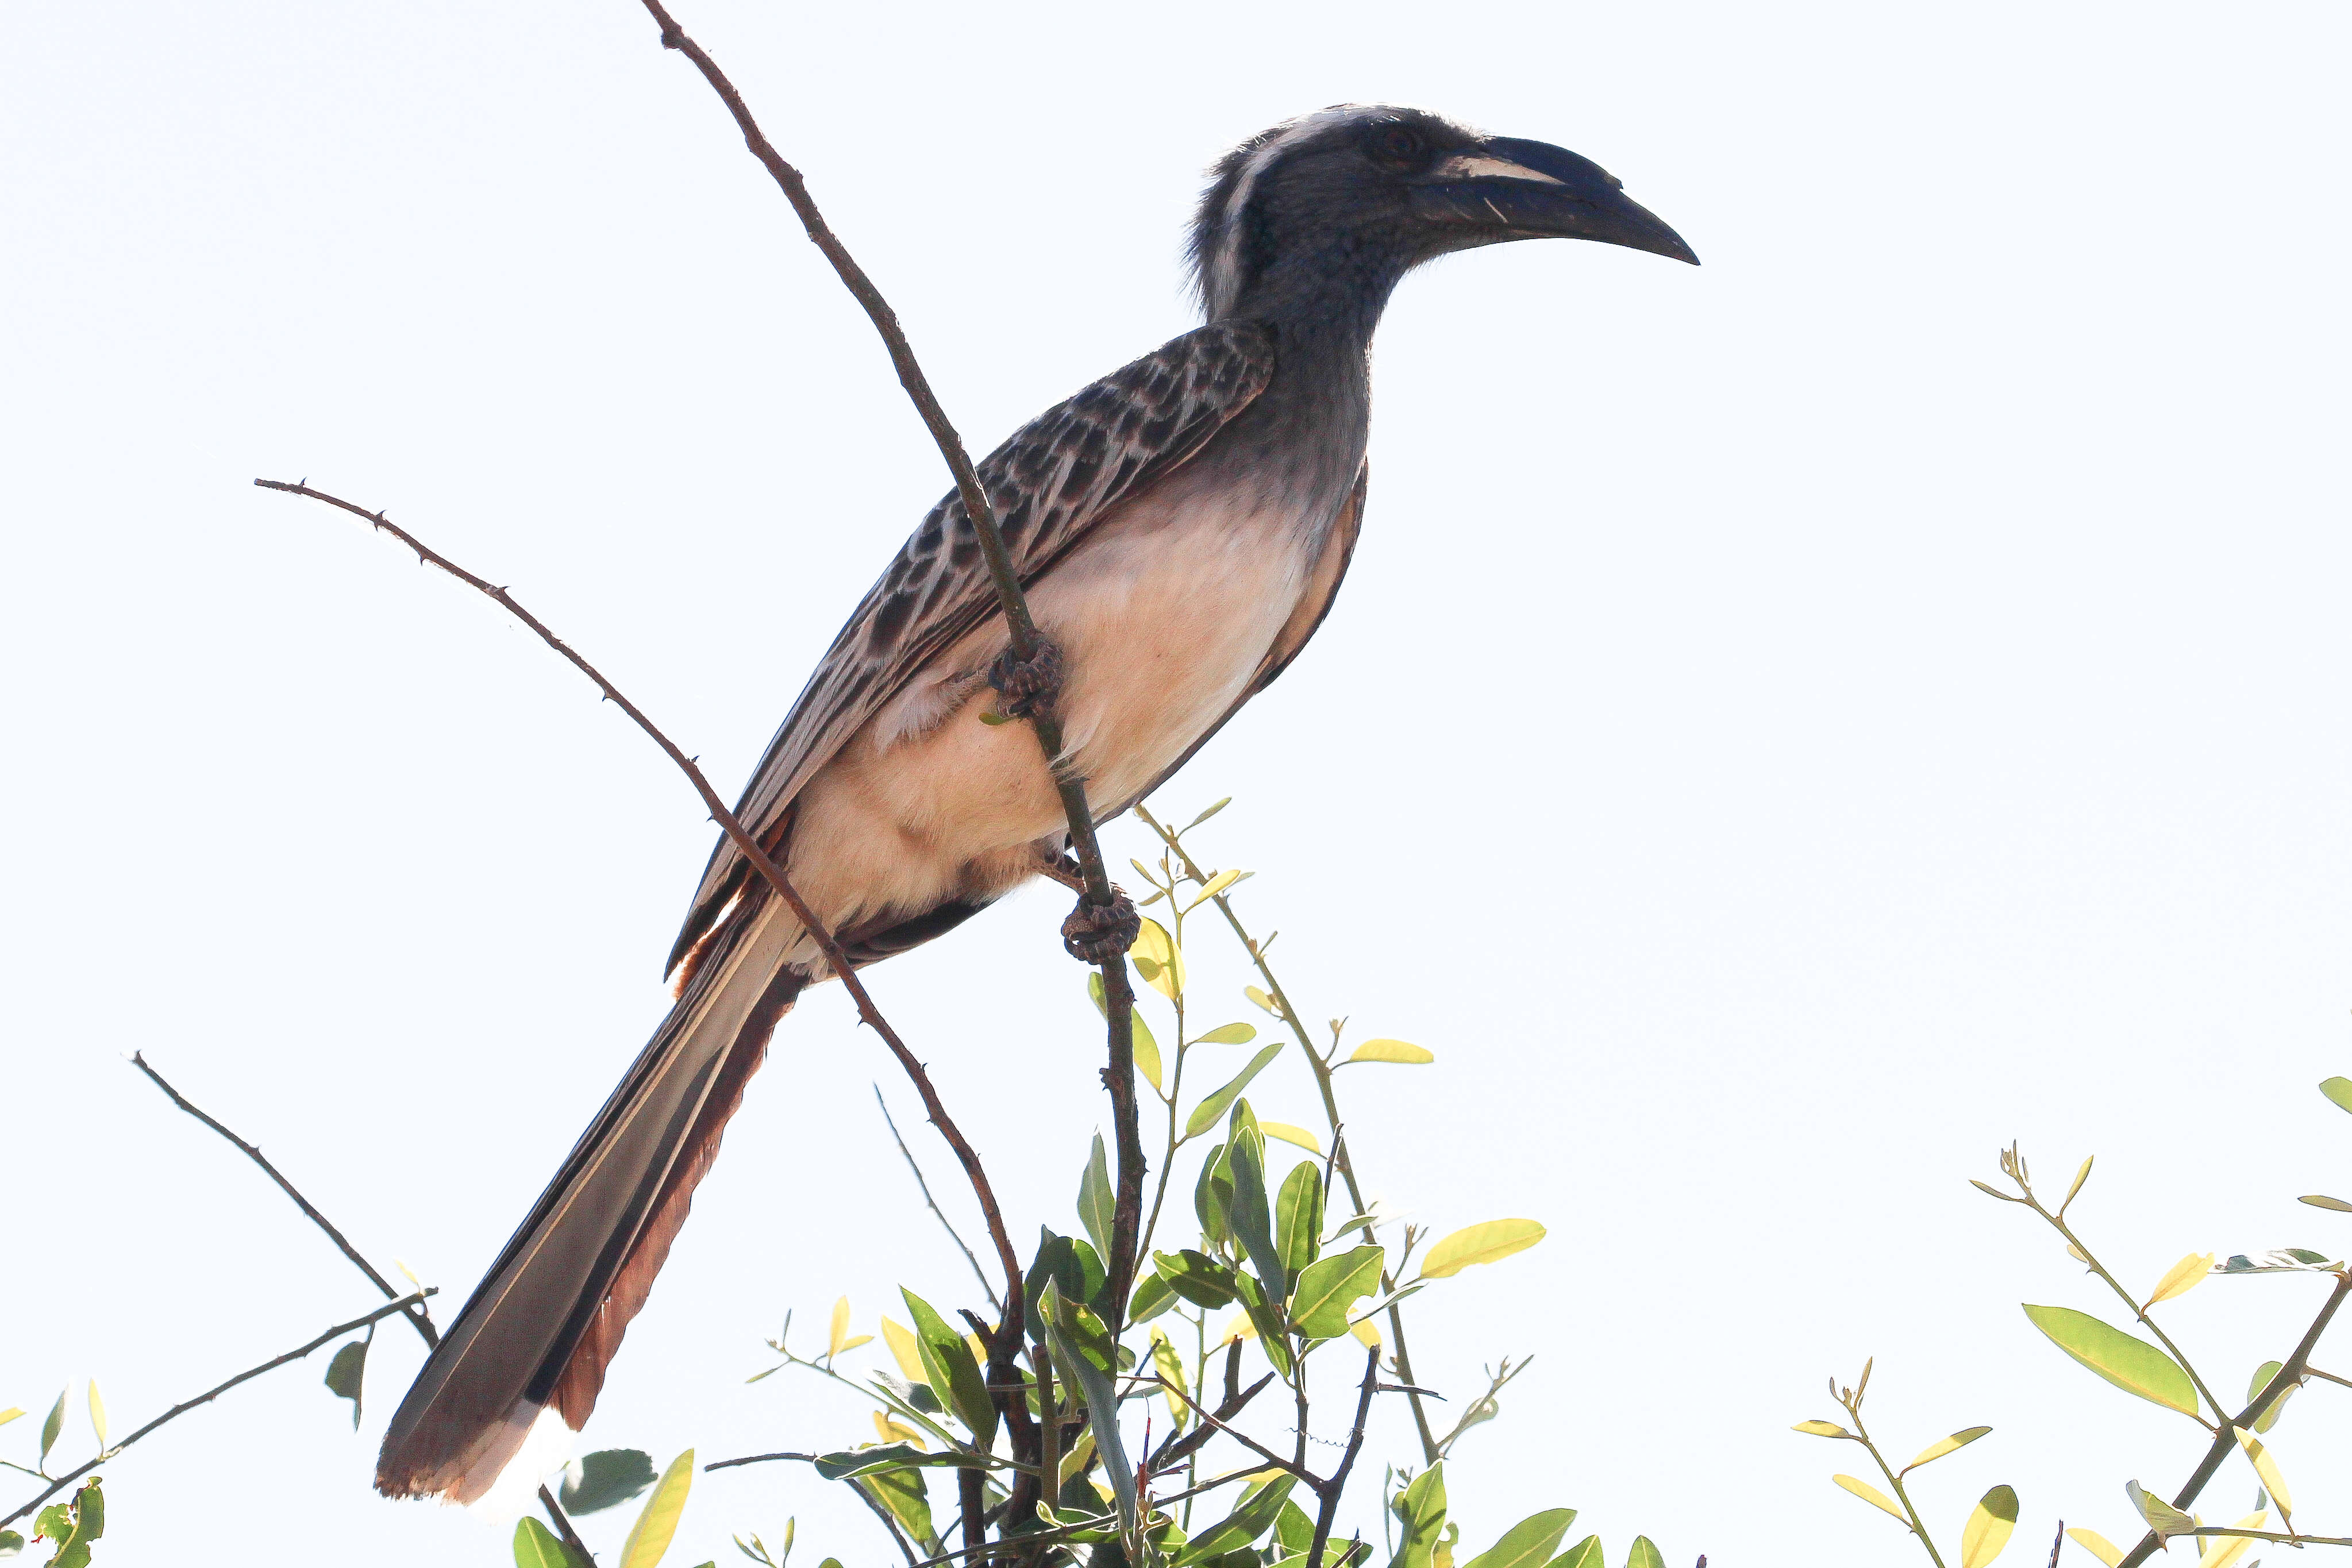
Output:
top-left (709, 802), bottom-right (1691, 1568)
top-left (1798, 1077), bottom-right (2352, 1567)
top-left (1, 1386), bottom-right (113, 1564)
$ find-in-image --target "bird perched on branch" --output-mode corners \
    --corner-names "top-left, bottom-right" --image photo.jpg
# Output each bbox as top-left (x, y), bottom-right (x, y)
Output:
top-left (376, 104), bottom-right (1695, 1507)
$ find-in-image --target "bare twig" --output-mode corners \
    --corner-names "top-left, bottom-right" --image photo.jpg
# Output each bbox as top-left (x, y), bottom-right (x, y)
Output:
top-left (1150, 1376), bottom-right (1317, 1487)
top-left (1145, 1371), bottom-right (1279, 1473)
top-left (1, 1290), bottom-right (436, 1528)
top-left (1307, 1351), bottom-right (1384, 1568)
top-left (129, 1051), bottom-right (437, 1349)
top-left (257, 477), bottom-right (1027, 1349)
top-left (625, 0), bottom-right (1145, 1332)
top-left (2116, 1270), bottom-right (2352, 1568)
top-left (2047, 1520), bottom-right (2064, 1568)
top-left (880, 1085), bottom-right (999, 1311)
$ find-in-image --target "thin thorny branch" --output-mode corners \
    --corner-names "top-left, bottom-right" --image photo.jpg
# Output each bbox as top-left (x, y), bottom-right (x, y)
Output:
top-left (0, 1291), bottom-right (436, 1530)
top-left (258, 477), bottom-right (1027, 1357)
top-left (129, 1051), bottom-right (438, 1349)
top-left (626, 0), bottom-right (1147, 1340)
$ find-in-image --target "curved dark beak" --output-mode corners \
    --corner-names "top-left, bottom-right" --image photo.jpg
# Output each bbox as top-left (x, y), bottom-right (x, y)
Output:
top-left (1409, 135), bottom-right (1698, 265)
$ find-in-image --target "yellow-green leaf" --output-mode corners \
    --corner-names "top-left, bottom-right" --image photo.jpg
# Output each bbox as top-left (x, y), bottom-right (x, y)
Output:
top-left (1419, 1220), bottom-right (1546, 1279)
top-left (0, 1408), bottom-right (21, 1428)
top-left (1460, 1509), bottom-right (1576, 1568)
top-left (829, 1296), bottom-right (853, 1359)
top-left (2233, 1427), bottom-right (2291, 1519)
top-left (2247, 1359), bottom-right (2297, 1434)
top-left (1551, 1538), bottom-right (1604, 1568)
top-left (86, 1381), bottom-right (106, 1453)
top-left (2300, 1194), bottom-right (2352, 1212)
top-left (1196, 868), bottom-right (1245, 901)
top-left (1196, 1022), bottom-right (1258, 1046)
top-left (1350, 1317), bottom-right (1381, 1349)
top-left (1245, 985), bottom-right (1280, 1016)
top-left (2145, 1253), bottom-right (2214, 1308)
top-left (1904, 1426), bottom-right (1990, 1471)
top-left (1133, 919), bottom-right (1184, 1001)
top-left (872, 1411), bottom-right (925, 1447)
top-left (1834, 1475), bottom-right (1910, 1526)
top-left (1791, 1420), bottom-right (1852, 1439)
top-left (1959, 1484), bottom-right (2017, 1568)
top-left (837, 1334), bottom-right (872, 1353)
top-left (2064, 1528), bottom-right (2123, 1566)
top-left (2021, 1305), bottom-right (2200, 1416)
top-left (619, 1449), bottom-right (695, 1568)
top-left (2126, 1481), bottom-right (2193, 1539)
top-left (1133, 1008), bottom-right (1163, 1093)
top-left (2201, 1511), bottom-right (2270, 1568)
top-left (2062, 1155), bottom-right (2095, 1212)
top-left (1347, 1038), bottom-right (1433, 1065)
top-left (2321, 1077), bottom-right (2352, 1115)
top-left (880, 1316), bottom-right (929, 1385)
top-left (1625, 1539), bottom-right (1665, 1568)
top-left (1149, 1328), bottom-right (1188, 1431)
top-left (515, 1517), bottom-right (572, 1568)
top-left (1262, 1122), bottom-right (1321, 1154)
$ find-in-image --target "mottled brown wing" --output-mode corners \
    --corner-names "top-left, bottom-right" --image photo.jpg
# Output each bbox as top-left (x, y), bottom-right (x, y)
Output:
top-left (667, 320), bottom-right (1276, 970)
top-left (1107, 460), bottom-right (1368, 820)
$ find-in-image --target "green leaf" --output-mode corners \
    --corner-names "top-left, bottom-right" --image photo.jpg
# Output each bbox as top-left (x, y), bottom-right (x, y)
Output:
top-left (1275, 1499), bottom-right (1316, 1557)
top-left (620, 1450), bottom-right (696, 1568)
top-left (564, 1449), bottom-right (659, 1515)
top-left (902, 1288), bottom-right (999, 1448)
top-left (811, 1445), bottom-right (993, 1480)
top-left (1078, 1135), bottom-right (1115, 1263)
top-left (858, 1466), bottom-right (935, 1550)
top-left (2247, 1359), bottom-right (2297, 1434)
top-left (1195, 1144), bottom-right (1235, 1250)
top-left (2321, 1077), bottom-right (2352, 1115)
top-left (1462, 1509), bottom-right (1577, 1568)
top-left (1129, 1270), bottom-right (1178, 1323)
top-left (1547, 1539), bottom-right (1604, 1568)
top-left (40, 1480), bottom-right (103, 1568)
top-left (1196, 1023), bottom-right (1258, 1046)
top-left (1233, 1271), bottom-right (1294, 1376)
top-left (1903, 1426), bottom-right (1992, 1473)
top-left (39, 1390), bottom-right (63, 1467)
top-left (2020, 1304), bottom-right (2201, 1416)
top-left (0, 1529), bottom-right (21, 1558)
top-left (1154, 1249), bottom-right (1242, 1308)
top-left (1346, 1039), bottom-right (1433, 1065)
top-left (1045, 1284), bottom-right (1135, 1528)
top-left (515, 1518), bottom-right (573, 1568)
top-left (1177, 1472), bottom-right (1296, 1562)
top-left (325, 1338), bottom-right (368, 1430)
top-left (1623, 1540), bottom-right (1665, 1568)
top-left (1960, 1485), bottom-right (2018, 1568)
top-left (1419, 1220), bottom-right (1546, 1279)
top-left (1187, 1045), bottom-right (1285, 1138)
top-left (1276, 1161), bottom-right (1325, 1278)
top-left (1289, 1244), bottom-right (1385, 1339)
top-left (2300, 1195), bottom-right (2352, 1212)
top-left (1392, 1465), bottom-right (1449, 1568)
top-left (1227, 1124), bottom-right (1287, 1299)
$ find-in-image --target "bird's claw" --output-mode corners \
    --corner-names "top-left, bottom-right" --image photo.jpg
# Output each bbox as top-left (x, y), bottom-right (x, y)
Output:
top-left (1062, 890), bottom-right (1141, 964)
top-left (987, 637), bottom-right (1065, 719)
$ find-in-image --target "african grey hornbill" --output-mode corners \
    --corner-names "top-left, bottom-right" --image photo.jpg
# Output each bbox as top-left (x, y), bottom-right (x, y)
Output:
top-left (376, 104), bottom-right (1695, 1505)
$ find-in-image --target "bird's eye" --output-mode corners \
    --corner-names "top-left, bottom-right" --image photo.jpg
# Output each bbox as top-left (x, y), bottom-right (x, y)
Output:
top-left (1368, 123), bottom-right (1426, 171)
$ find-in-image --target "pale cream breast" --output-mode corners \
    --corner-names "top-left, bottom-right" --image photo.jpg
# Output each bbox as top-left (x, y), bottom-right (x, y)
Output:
top-left (777, 488), bottom-right (1319, 950)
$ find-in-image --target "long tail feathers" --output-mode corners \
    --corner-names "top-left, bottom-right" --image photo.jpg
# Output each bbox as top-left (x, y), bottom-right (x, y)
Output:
top-left (376, 895), bottom-right (802, 1503)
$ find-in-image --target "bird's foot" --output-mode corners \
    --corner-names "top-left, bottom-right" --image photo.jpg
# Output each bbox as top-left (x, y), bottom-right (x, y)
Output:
top-left (1061, 890), bottom-right (1141, 964)
top-left (987, 637), bottom-right (1065, 719)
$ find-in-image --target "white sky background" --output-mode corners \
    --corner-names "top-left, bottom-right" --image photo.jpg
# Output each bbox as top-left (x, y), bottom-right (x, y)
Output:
top-left (5, 1), bottom-right (2350, 1563)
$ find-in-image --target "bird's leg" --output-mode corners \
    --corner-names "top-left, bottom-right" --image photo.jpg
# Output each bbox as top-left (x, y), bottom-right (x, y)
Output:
top-left (1061, 888), bottom-right (1141, 964)
top-left (986, 635), bottom-right (1065, 719)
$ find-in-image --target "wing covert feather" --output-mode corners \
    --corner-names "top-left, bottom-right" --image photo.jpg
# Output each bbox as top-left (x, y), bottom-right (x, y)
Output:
top-left (668, 321), bottom-right (1275, 969)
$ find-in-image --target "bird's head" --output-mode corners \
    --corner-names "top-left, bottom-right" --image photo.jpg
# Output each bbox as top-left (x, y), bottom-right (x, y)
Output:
top-left (1191, 105), bottom-right (1696, 323)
